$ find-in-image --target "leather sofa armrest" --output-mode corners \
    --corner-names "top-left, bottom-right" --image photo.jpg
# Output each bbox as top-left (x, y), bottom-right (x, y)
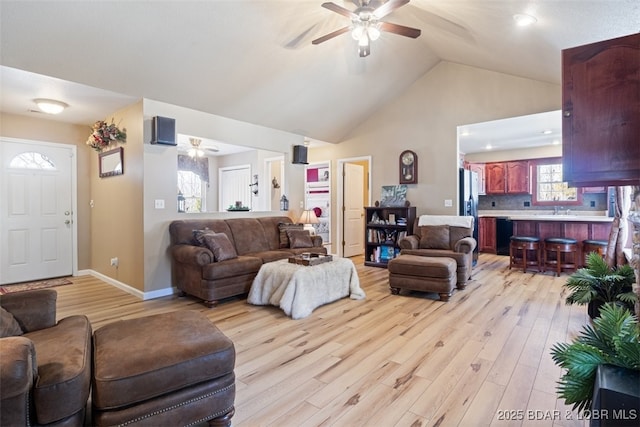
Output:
top-left (0, 289), bottom-right (57, 332)
top-left (398, 235), bottom-right (419, 250)
top-left (0, 336), bottom-right (37, 400)
top-left (171, 245), bottom-right (214, 266)
top-left (454, 237), bottom-right (477, 254)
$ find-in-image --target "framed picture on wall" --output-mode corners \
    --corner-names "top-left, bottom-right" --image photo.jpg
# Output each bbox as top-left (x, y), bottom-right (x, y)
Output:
top-left (318, 167), bottom-right (329, 181)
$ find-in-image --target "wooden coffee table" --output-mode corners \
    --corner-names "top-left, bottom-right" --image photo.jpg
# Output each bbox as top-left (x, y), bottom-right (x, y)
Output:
top-left (247, 257), bottom-right (365, 319)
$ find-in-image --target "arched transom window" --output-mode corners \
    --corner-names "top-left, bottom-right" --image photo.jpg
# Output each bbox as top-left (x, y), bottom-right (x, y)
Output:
top-left (9, 152), bottom-right (56, 170)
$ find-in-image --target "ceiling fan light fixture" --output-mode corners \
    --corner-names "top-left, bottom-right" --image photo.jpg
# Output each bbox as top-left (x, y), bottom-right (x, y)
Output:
top-left (188, 137), bottom-right (204, 157)
top-left (368, 25), bottom-right (381, 41)
top-left (513, 13), bottom-right (537, 27)
top-left (34, 98), bottom-right (68, 114)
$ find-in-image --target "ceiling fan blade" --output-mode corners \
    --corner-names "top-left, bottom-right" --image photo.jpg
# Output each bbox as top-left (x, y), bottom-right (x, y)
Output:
top-left (373, 0), bottom-right (409, 19)
top-left (312, 26), bottom-right (351, 45)
top-left (321, 2), bottom-right (358, 19)
top-left (379, 21), bottom-right (421, 38)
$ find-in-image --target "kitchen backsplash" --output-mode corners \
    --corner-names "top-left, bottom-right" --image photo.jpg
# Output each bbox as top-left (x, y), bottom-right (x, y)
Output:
top-left (478, 193), bottom-right (607, 212)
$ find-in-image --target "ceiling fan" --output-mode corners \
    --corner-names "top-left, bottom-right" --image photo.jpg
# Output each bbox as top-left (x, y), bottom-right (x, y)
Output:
top-left (312, 0), bottom-right (421, 57)
top-left (188, 138), bottom-right (219, 157)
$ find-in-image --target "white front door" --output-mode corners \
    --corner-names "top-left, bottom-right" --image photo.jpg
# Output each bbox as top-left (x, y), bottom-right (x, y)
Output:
top-left (1, 140), bottom-right (74, 284)
top-left (343, 162), bottom-right (365, 257)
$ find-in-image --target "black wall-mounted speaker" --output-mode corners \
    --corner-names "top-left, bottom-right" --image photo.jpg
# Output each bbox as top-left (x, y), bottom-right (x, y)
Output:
top-left (151, 116), bottom-right (177, 146)
top-left (292, 145), bottom-right (308, 164)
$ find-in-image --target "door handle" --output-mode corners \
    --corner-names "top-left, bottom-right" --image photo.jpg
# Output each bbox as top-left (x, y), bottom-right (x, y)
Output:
top-left (64, 220), bottom-right (72, 225)
top-left (65, 211), bottom-right (71, 216)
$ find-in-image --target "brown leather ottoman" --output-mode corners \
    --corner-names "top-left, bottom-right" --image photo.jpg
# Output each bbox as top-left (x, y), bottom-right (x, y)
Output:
top-left (388, 255), bottom-right (459, 301)
top-left (92, 311), bottom-right (236, 426)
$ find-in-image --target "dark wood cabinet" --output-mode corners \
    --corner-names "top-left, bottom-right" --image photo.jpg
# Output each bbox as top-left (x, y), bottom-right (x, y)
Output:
top-left (506, 161), bottom-right (529, 193)
top-left (364, 206), bottom-right (416, 268)
top-left (486, 161), bottom-right (529, 194)
top-left (485, 163), bottom-right (506, 194)
top-left (479, 217), bottom-right (496, 253)
top-left (562, 33), bottom-right (640, 187)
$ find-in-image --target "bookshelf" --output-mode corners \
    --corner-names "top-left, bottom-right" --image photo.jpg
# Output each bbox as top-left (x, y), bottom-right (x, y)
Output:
top-left (364, 206), bottom-right (416, 268)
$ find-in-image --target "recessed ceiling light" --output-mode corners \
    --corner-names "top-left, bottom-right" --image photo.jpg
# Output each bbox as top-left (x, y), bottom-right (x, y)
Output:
top-left (542, 129), bottom-right (552, 135)
top-left (552, 140), bottom-right (560, 145)
top-left (513, 13), bottom-right (537, 27)
top-left (34, 98), bottom-right (68, 114)
top-left (460, 130), bottom-right (470, 137)
top-left (485, 144), bottom-right (493, 150)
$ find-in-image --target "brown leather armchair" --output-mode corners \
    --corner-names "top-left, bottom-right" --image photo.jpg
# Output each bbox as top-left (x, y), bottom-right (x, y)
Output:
top-left (0, 289), bottom-right (92, 426)
top-left (398, 215), bottom-right (477, 286)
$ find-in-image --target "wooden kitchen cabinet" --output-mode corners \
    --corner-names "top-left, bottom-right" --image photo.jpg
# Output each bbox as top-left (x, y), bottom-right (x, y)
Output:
top-left (506, 161), bottom-right (529, 193)
top-left (486, 161), bottom-right (529, 194)
top-left (468, 163), bottom-right (486, 195)
top-left (479, 217), bottom-right (496, 253)
top-left (562, 33), bottom-right (640, 186)
top-left (485, 163), bottom-right (506, 194)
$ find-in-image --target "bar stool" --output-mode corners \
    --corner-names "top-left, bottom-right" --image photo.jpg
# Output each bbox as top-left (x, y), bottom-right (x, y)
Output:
top-left (509, 236), bottom-right (542, 273)
top-left (544, 237), bottom-right (578, 277)
top-left (582, 239), bottom-right (608, 266)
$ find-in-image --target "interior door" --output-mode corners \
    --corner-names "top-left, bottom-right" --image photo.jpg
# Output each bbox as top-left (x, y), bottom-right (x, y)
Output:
top-left (219, 165), bottom-right (251, 211)
top-left (1, 141), bottom-right (73, 284)
top-left (343, 163), bottom-right (365, 257)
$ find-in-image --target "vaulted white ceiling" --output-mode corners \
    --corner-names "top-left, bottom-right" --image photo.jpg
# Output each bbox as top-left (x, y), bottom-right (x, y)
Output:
top-left (1, 1), bottom-right (637, 144)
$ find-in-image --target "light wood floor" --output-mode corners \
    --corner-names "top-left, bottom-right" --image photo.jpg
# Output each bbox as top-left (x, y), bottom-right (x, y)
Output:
top-left (54, 253), bottom-right (590, 427)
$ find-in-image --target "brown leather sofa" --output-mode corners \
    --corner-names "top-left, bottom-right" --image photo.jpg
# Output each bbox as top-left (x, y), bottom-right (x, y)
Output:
top-left (398, 215), bottom-right (477, 286)
top-left (0, 289), bottom-right (92, 427)
top-left (169, 216), bottom-right (327, 306)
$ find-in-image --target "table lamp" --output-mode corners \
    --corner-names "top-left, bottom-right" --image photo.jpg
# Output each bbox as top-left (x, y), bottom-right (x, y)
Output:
top-left (299, 209), bottom-right (320, 235)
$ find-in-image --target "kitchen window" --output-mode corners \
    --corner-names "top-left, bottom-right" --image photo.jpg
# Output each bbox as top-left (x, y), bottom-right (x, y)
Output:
top-left (531, 158), bottom-right (582, 206)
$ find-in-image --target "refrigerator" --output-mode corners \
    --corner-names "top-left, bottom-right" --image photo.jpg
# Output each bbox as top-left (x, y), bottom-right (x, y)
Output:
top-left (459, 168), bottom-right (479, 264)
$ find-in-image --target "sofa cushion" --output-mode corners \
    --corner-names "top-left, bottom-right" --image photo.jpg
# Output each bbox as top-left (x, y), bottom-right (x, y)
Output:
top-left (202, 233), bottom-right (238, 261)
top-left (1, 307), bottom-right (23, 337)
top-left (92, 311), bottom-right (235, 410)
top-left (419, 225), bottom-right (450, 250)
top-left (246, 250), bottom-right (292, 263)
top-left (25, 315), bottom-right (92, 425)
top-left (202, 256), bottom-right (263, 280)
top-left (278, 223), bottom-right (303, 248)
top-left (287, 229), bottom-right (313, 248)
top-left (226, 218), bottom-right (270, 254)
top-left (449, 226), bottom-right (470, 250)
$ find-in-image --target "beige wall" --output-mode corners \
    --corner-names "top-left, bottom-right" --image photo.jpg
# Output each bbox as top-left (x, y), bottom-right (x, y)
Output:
top-left (465, 145), bottom-right (562, 163)
top-left (0, 112), bottom-right (92, 271)
top-left (309, 61), bottom-right (560, 246)
top-left (90, 101), bottom-right (145, 291)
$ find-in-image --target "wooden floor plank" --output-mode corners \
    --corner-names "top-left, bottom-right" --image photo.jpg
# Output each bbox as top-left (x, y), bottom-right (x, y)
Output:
top-left (41, 253), bottom-right (591, 426)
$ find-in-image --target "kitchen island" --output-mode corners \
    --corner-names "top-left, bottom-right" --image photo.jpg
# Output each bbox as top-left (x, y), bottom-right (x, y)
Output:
top-left (478, 212), bottom-right (613, 254)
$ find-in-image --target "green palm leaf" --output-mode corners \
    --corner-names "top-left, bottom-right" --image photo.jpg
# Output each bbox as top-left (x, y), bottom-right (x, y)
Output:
top-left (551, 304), bottom-right (640, 411)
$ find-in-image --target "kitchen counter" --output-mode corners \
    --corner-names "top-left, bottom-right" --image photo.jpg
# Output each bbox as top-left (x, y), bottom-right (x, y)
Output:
top-left (479, 210), bottom-right (612, 222)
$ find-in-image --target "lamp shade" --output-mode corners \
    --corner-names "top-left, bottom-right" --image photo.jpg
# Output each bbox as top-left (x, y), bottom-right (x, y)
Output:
top-left (299, 209), bottom-right (319, 225)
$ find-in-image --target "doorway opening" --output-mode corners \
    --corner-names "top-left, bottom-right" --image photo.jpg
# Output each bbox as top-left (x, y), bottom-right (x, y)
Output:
top-left (336, 156), bottom-right (371, 257)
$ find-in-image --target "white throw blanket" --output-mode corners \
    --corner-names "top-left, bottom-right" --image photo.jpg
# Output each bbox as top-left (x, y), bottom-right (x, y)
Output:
top-left (247, 258), bottom-right (365, 319)
top-left (417, 215), bottom-right (473, 228)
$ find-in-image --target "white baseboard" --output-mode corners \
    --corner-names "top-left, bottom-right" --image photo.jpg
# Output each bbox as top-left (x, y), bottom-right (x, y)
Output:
top-left (75, 270), bottom-right (175, 300)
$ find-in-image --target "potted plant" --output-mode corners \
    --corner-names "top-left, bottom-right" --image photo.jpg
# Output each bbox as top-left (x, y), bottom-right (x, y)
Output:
top-left (551, 303), bottom-right (640, 412)
top-left (564, 252), bottom-right (637, 318)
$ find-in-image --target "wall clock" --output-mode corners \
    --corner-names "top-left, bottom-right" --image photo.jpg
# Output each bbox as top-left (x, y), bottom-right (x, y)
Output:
top-left (399, 150), bottom-right (417, 184)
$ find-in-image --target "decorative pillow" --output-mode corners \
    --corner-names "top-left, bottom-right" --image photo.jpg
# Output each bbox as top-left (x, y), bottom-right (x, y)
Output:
top-left (286, 229), bottom-right (313, 249)
top-left (201, 233), bottom-right (238, 261)
top-left (278, 223), bottom-right (303, 248)
top-left (1, 307), bottom-right (24, 338)
top-left (419, 225), bottom-right (450, 250)
top-left (192, 228), bottom-right (215, 246)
